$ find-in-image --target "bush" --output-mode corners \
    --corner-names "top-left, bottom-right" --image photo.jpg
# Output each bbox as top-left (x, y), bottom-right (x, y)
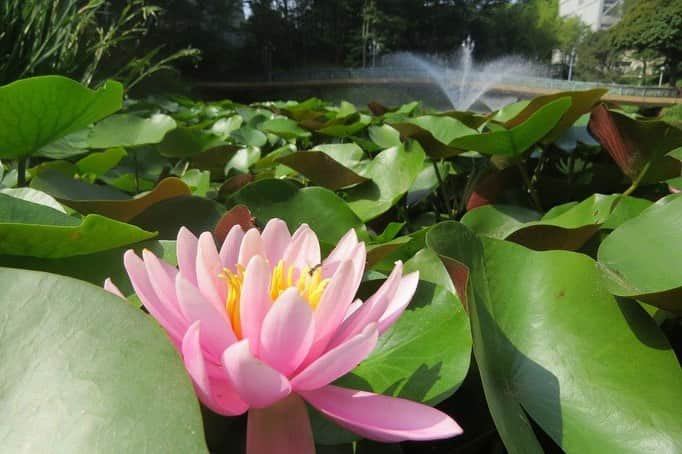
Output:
top-left (0, 0), bottom-right (198, 87)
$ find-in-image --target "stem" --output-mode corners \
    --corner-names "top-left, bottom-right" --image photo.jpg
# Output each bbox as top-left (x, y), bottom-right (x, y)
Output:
top-left (133, 151), bottom-right (140, 193)
top-left (623, 161), bottom-right (651, 196)
top-left (458, 157), bottom-right (481, 216)
top-left (517, 162), bottom-right (542, 211)
top-left (530, 147), bottom-right (549, 187)
top-left (430, 196), bottom-right (441, 220)
top-left (432, 159), bottom-right (453, 218)
top-left (17, 157), bottom-right (27, 187)
top-left (567, 152), bottom-right (576, 185)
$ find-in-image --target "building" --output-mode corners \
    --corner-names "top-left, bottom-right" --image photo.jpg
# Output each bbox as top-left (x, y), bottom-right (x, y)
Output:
top-left (559, 0), bottom-right (623, 30)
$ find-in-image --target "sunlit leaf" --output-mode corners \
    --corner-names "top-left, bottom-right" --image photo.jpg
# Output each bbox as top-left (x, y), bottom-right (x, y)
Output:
top-left (0, 268), bottom-right (208, 453)
top-left (598, 194), bottom-right (682, 313)
top-left (0, 76), bottom-right (122, 159)
top-left (428, 222), bottom-right (682, 453)
top-left (0, 193), bottom-right (155, 258)
top-left (88, 113), bottom-right (177, 148)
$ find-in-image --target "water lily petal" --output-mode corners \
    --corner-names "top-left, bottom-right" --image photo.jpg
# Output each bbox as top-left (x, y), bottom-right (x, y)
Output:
top-left (103, 278), bottom-right (125, 299)
top-left (283, 224), bottom-right (321, 270)
top-left (222, 339), bottom-right (292, 408)
top-left (291, 323), bottom-right (377, 391)
top-left (176, 274), bottom-right (236, 359)
top-left (300, 385), bottom-right (462, 442)
top-left (240, 255), bottom-right (272, 356)
top-left (377, 271), bottom-right (420, 334)
top-left (177, 227), bottom-right (199, 285)
top-left (142, 249), bottom-right (183, 320)
top-left (260, 288), bottom-right (315, 376)
top-left (310, 260), bottom-right (357, 354)
top-left (182, 321), bottom-right (248, 416)
top-left (322, 228), bottom-right (358, 278)
top-left (238, 228), bottom-right (266, 266)
top-left (247, 394), bottom-right (314, 454)
top-left (344, 299), bottom-right (362, 321)
top-left (196, 232), bottom-right (227, 312)
top-left (262, 219), bottom-right (292, 266)
top-left (220, 224), bottom-right (245, 271)
top-left (124, 250), bottom-right (185, 342)
top-left (329, 264), bottom-right (415, 348)
top-left (349, 242), bottom-right (367, 292)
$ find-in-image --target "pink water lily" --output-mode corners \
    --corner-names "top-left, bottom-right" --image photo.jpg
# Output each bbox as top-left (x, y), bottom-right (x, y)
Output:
top-left (108, 219), bottom-right (462, 453)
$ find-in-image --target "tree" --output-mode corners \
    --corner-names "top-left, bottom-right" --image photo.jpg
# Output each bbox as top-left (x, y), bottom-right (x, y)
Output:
top-left (609, 0), bottom-right (682, 83)
top-left (575, 30), bottom-right (623, 82)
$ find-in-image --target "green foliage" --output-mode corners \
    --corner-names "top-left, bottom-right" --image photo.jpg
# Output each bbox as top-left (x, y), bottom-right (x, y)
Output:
top-left (575, 31), bottom-right (623, 82)
top-left (0, 76), bottom-right (123, 159)
top-left (0, 267), bottom-right (208, 453)
top-left (0, 75), bottom-right (681, 453)
top-left (164, 0), bottom-right (593, 76)
top-left (661, 104), bottom-right (682, 128)
top-left (428, 223), bottom-right (682, 453)
top-left (609, 0), bottom-right (682, 82)
top-left (598, 194), bottom-right (682, 313)
top-left (0, 0), bottom-right (198, 87)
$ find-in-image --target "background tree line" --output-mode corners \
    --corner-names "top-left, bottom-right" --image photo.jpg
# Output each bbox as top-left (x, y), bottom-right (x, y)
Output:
top-left (154, 0), bottom-right (680, 85)
top-left (2, 0), bottom-right (680, 87)
top-left (153, 0), bottom-right (585, 79)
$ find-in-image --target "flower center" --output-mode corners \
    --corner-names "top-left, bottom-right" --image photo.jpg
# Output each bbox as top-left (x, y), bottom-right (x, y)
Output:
top-left (219, 259), bottom-right (329, 338)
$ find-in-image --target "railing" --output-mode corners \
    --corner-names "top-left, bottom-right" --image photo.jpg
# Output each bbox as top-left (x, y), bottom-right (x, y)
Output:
top-left (265, 67), bottom-right (680, 98)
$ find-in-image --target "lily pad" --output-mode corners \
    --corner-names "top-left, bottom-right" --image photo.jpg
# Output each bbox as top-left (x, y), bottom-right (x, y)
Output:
top-left (0, 76), bottom-right (122, 159)
top-left (391, 116), bottom-right (476, 158)
top-left (228, 178), bottom-right (365, 246)
top-left (0, 268), bottom-right (207, 453)
top-left (588, 105), bottom-right (682, 185)
top-left (598, 194), bottom-right (682, 313)
top-left (278, 150), bottom-right (368, 190)
top-left (0, 193), bottom-right (156, 258)
top-left (449, 98), bottom-right (572, 157)
top-left (462, 194), bottom-right (618, 250)
top-left (345, 142), bottom-right (425, 222)
top-left (88, 113), bottom-right (177, 148)
top-left (427, 222), bottom-right (682, 453)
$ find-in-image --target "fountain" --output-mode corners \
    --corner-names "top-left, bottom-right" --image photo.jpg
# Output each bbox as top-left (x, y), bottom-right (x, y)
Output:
top-left (458, 35), bottom-right (475, 107)
top-left (381, 37), bottom-right (542, 111)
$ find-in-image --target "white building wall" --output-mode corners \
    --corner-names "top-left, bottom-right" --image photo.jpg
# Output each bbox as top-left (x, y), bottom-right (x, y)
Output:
top-left (559, 0), bottom-right (622, 31)
top-left (559, 0), bottom-right (605, 30)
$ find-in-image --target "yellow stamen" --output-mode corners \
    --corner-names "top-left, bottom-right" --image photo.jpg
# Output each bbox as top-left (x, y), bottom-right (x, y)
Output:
top-left (219, 265), bottom-right (245, 338)
top-left (219, 259), bottom-right (330, 338)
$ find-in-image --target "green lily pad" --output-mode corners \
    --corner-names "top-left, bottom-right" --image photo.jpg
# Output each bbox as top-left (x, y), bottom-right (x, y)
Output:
top-left (505, 89), bottom-right (606, 144)
top-left (0, 76), bottom-right (122, 159)
top-left (0, 268), bottom-right (207, 453)
top-left (260, 118), bottom-right (311, 139)
top-left (449, 98), bottom-right (572, 157)
top-left (76, 148), bottom-right (127, 178)
top-left (228, 178), bottom-right (365, 247)
top-left (0, 193), bottom-right (156, 258)
top-left (157, 127), bottom-right (222, 158)
top-left (346, 142), bottom-right (425, 222)
top-left (368, 125), bottom-right (402, 148)
top-left (427, 222), bottom-right (682, 453)
top-left (391, 116), bottom-right (476, 158)
top-left (129, 195), bottom-right (225, 239)
top-left (88, 113), bottom-right (177, 148)
top-left (598, 194), bottom-right (682, 313)
top-left (0, 187), bottom-right (65, 212)
top-left (278, 150), bottom-right (368, 190)
top-left (462, 194), bottom-right (618, 250)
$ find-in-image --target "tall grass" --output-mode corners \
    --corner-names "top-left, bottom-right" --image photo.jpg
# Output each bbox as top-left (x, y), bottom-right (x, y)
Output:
top-left (0, 0), bottom-right (198, 88)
